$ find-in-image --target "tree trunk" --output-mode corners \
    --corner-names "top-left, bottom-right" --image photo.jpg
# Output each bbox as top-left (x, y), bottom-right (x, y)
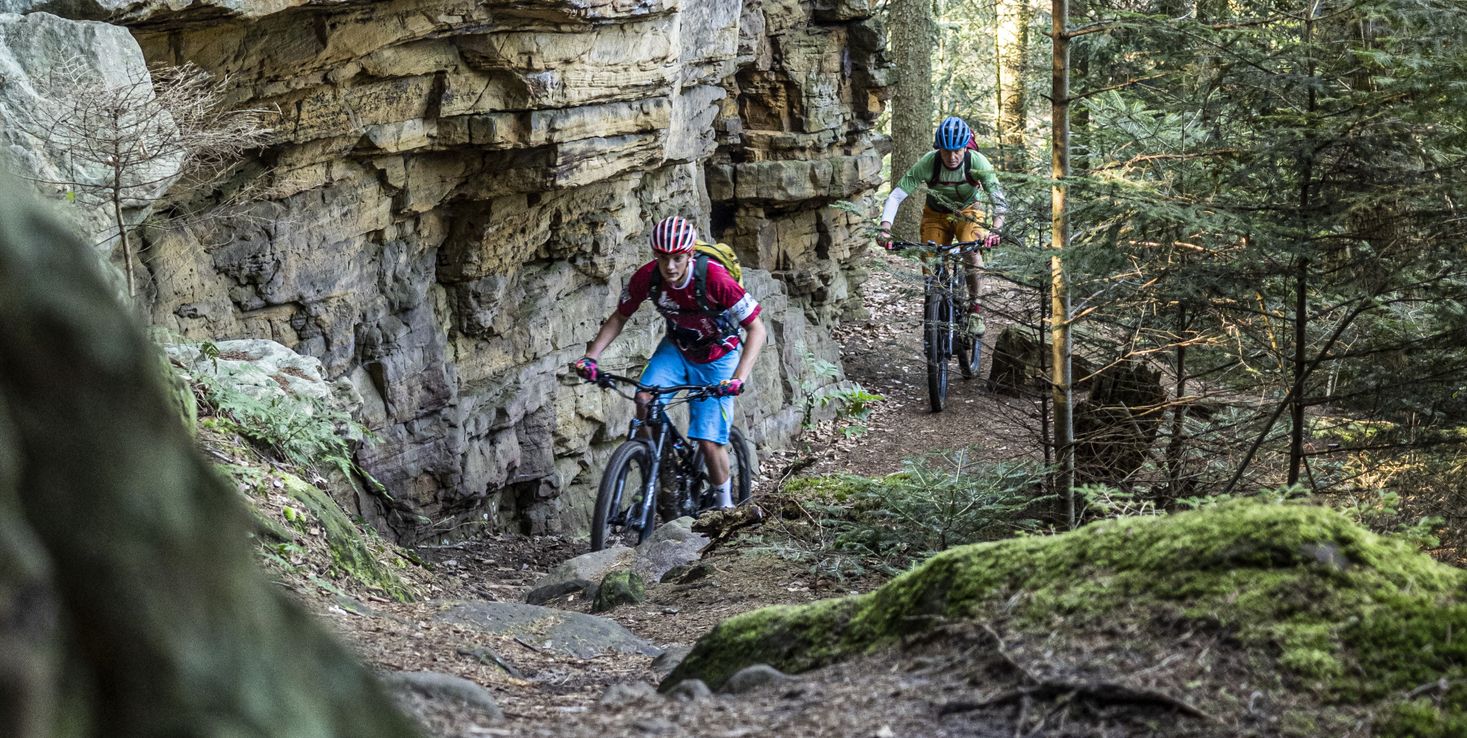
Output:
top-left (1051, 0), bottom-right (1075, 526)
top-left (111, 128), bottom-right (134, 299)
top-left (889, 0), bottom-right (934, 242)
top-left (1289, 0), bottom-right (1320, 485)
top-left (1164, 303), bottom-right (1190, 501)
top-left (996, 0), bottom-right (1032, 171)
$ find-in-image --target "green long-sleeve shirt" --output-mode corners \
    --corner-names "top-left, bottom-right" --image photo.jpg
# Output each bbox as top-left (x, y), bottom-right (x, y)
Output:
top-left (894, 150), bottom-right (1007, 215)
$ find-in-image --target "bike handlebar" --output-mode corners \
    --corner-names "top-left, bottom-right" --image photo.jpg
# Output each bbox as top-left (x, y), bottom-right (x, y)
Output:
top-left (591, 372), bottom-right (721, 399)
top-left (888, 239), bottom-right (991, 254)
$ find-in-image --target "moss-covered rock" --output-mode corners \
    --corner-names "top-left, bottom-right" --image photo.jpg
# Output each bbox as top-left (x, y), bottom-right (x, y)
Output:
top-left (226, 459), bottom-right (414, 602)
top-left (592, 570), bottom-right (646, 612)
top-left (663, 500), bottom-right (1467, 732)
top-left (275, 471), bottom-right (414, 602)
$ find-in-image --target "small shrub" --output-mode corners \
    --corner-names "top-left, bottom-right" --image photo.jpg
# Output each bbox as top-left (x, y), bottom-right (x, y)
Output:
top-left (799, 352), bottom-right (885, 438)
top-left (194, 369), bottom-right (365, 479)
top-left (760, 450), bottom-right (1050, 580)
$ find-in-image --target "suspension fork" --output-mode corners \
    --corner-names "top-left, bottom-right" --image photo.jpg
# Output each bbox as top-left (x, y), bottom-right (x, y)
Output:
top-left (634, 419), bottom-right (670, 533)
top-left (934, 259), bottom-right (955, 357)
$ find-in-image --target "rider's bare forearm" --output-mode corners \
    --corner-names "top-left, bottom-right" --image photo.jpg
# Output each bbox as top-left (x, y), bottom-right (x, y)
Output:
top-left (731, 316), bottom-right (767, 383)
top-left (584, 312), bottom-right (629, 360)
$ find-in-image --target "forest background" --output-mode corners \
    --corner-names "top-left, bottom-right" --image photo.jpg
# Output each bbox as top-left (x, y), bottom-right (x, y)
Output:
top-left (878, 0), bottom-right (1467, 559)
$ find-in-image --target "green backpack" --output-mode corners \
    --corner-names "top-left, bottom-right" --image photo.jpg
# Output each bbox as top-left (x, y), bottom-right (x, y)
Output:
top-left (693, 241), bottom-right (742, 286)
top-left (650, 241), bottom-right (744, 308)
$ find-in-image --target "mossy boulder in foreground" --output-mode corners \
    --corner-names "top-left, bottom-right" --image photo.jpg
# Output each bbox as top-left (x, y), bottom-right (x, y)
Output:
top-left (664, 501), bottom-right (1467, 736)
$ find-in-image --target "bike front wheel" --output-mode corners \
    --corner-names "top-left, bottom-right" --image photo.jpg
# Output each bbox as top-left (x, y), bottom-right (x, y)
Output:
top-left (924, 288), bottom-right (950, 412)
top-left (591, 440), bottom-right (654, 551)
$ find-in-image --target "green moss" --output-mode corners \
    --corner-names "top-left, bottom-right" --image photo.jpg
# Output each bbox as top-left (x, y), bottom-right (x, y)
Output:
top-left (276, 472), bottom-right (414, 603)
top-left (1376, 695), bottom-right (1467, 738)
top-left (782, 474), bottom-right (874, 501)
top-left (665, 498), bottom-right (1467, 725)
top-left (662, 597), bottom-right (862, 691)
top-left (592, 570), bottom-right (646, 612)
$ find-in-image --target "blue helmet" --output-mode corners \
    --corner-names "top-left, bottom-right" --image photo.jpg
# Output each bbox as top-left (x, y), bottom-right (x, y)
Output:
top-left (933, 116), bottom-right (972, 151)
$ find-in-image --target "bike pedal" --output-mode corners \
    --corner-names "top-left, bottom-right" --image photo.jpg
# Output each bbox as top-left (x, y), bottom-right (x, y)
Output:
top-left (966, 314), bottom-right (986, 337)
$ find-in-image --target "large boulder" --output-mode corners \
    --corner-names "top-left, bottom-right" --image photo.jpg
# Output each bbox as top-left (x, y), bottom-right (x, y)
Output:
top-left (662, 501), bottom-right (1467, 735)
top-left (0, 172), bottom-right (421, 736)
top-left (108, 0), bottom-right (889, 539)
top-left (0, 12), bottom-right (181, 259)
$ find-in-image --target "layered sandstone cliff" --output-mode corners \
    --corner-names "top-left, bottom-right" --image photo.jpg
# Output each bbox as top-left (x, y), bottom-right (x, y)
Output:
top-left (9, 0), bottom-right (891, 539)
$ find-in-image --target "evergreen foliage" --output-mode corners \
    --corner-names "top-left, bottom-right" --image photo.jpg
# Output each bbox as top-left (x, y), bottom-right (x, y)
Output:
top-left (932, 0), bottom-right (1467, 548)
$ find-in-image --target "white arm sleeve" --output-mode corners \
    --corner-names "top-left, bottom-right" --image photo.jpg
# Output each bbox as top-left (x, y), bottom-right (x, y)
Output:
top-left (880, 187), bottom-right (910, 224)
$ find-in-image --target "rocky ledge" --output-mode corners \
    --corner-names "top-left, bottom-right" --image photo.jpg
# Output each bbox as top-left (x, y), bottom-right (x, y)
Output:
top-left (1, 0), bottom-right (894, 539)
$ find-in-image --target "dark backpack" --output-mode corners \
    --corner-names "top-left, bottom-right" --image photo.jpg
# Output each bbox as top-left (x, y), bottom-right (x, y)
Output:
top-left (927, 149), bottom-right (984, 189)
top-left (648, 252), bottom-right (742, 348)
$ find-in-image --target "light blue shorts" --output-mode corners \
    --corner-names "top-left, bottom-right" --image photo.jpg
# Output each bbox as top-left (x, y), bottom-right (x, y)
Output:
top-left (639, 338), bottom-right (739, 444)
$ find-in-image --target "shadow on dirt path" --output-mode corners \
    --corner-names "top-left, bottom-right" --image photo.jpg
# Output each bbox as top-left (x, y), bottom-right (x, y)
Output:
top-left (803, 249), bottom-right (1046, 478)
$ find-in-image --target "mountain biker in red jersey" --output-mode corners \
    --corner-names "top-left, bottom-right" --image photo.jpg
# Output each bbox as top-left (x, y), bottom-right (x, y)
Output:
top-left (878, 116), bottom-right (1008, 322)
top-left (573, 216), bottom-right (767, 509)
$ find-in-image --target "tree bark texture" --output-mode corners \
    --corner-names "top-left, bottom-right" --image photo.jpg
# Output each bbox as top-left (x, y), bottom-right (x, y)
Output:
top-left (996, 0), bottom-right (1032, 170)
top-left (888, 0), bottom-right (935, 242)
top-left (0, 174), bottom-right (422, 737)
top-left (1051, 0), bottom-right (1076, 526)
top-left (1289, 0), bottom-right (1320, 485)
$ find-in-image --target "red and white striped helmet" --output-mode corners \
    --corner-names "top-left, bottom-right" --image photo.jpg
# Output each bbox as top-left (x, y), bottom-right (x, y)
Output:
top-left (650, 215), bottom-right (697, 254)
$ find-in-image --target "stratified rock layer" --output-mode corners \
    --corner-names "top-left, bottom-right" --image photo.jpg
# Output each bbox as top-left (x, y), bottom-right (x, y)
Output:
top-left (71, 0), bottom-right (897, 538)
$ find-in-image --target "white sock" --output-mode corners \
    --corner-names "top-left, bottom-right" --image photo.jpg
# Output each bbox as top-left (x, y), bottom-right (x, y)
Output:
top-left (714, 479), bottom-right (733, 508)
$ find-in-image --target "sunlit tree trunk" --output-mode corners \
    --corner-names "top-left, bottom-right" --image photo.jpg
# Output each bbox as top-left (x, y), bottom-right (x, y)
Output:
top-left (1051, 0), bottom-right (1075, 526)
top-left (889, 0), bottom-right (935, 241)
top-left (1289, 0), bottom-right (1320, 485)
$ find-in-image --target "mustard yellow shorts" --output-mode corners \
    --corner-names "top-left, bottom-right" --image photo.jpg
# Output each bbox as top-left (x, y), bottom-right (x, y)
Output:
top-left (920, 204), bottom-right (989, 266)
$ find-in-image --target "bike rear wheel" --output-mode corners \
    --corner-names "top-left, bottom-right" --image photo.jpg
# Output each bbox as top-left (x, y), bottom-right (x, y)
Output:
top-left (729, 426), bottom-right (754, 505)
top-left (688, 426), bottom-right (755, 513)
top-left (924, 286), bottom-right (950, 412)
top-left (591, 440), bottom-right (653, 551)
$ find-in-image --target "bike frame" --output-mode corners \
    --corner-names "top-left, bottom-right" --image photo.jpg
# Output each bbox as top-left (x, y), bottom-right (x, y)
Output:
top-left (895, 239), bottom-right (988, 341)
top-left (891, 239), bottom-right (991, 411)
top-left (600, 373), bottom-right (715, 539)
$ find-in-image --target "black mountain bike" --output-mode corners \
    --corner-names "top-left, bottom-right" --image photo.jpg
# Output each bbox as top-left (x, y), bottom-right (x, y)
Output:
top-left (586, 372), bottom-right (753, 551)
top-left (891, 240), bottom-right (989, 412)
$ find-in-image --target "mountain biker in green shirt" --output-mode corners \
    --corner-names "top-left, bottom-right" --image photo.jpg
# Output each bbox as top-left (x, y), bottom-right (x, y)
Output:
top-left (878, 116), bottom-right (1007, 320)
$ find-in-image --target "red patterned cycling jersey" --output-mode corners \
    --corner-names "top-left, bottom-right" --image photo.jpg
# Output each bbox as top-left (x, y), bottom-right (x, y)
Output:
top-left (617, 260), bottom-right (761, 363)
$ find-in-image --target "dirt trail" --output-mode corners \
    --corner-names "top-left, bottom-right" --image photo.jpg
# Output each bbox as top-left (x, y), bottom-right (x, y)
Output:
top-left (315, 250), bottom-right (1053, 737)
top-left (801, 249), bottom-right (1043, 478)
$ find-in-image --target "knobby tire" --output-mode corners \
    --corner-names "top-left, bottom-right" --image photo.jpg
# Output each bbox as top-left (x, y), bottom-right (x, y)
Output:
top-left (925, 286), bottom-right (949, 412)
top-left (591, 440), bottom-right (653, 551)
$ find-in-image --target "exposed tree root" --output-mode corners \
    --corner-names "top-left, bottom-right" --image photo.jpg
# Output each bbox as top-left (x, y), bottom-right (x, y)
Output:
top-left (938, 679), bottom-right (1214, 722)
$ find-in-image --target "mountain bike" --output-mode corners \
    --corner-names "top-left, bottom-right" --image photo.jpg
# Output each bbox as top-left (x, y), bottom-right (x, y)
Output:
top-left (891, 240), bottom-right (989, 412)
top-left (585, 372), bottom-right (753, 551)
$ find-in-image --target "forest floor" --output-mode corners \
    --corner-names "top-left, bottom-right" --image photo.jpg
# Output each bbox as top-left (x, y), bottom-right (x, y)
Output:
top-left (294, 250), bottom-right (1246, 737)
